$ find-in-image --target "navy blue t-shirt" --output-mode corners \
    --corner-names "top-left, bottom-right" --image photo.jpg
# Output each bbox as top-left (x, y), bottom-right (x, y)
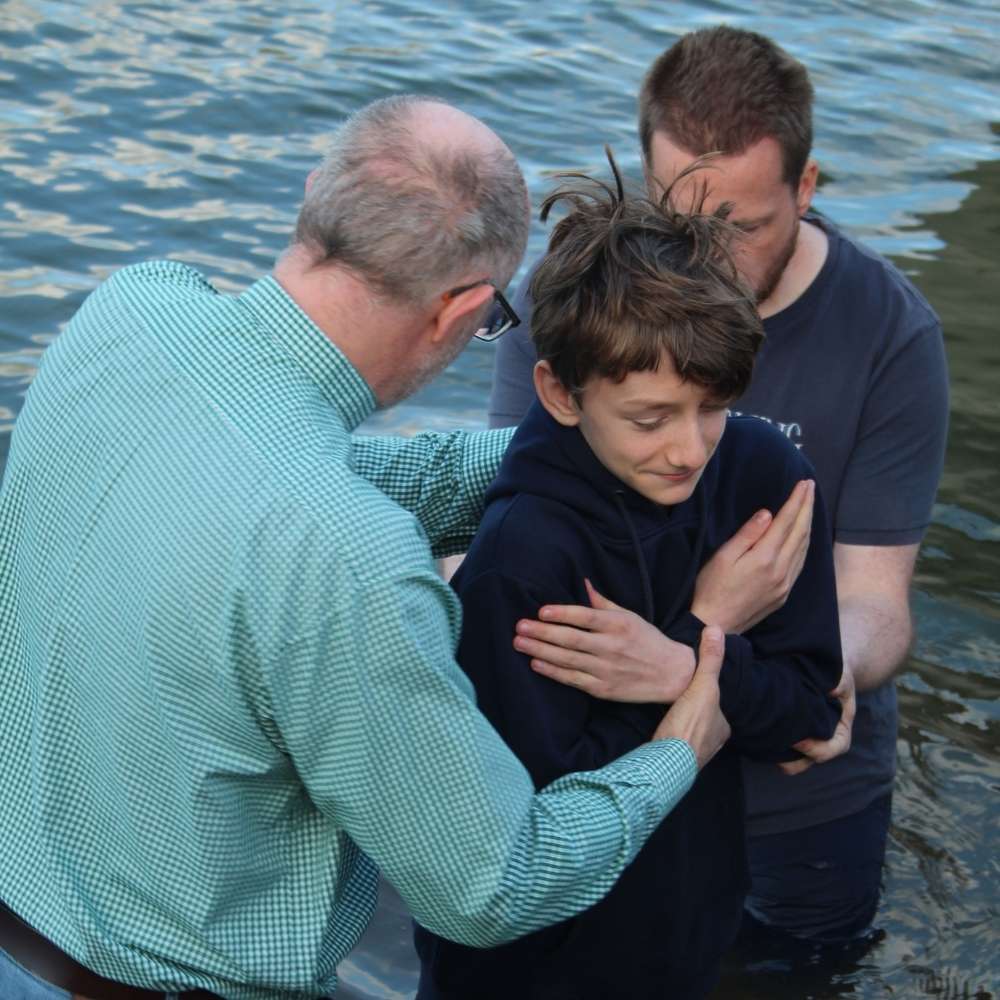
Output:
top-left (487, 214), bottom-right (949, 835)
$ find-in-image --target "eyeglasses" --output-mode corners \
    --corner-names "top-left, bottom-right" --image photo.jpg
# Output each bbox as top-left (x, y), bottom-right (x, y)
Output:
top-left (443, 280), bottom-right (521, 343)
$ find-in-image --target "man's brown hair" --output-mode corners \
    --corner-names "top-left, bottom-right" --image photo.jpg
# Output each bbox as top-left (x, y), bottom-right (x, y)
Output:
top-left (530, 149), bottom-right (763, 401)
top-left (638, 26), bottom-right (813, 186)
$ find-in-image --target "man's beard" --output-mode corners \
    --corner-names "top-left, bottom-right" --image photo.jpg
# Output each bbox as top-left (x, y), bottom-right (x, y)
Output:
top-left (756, 223), bottom-right (799, 304)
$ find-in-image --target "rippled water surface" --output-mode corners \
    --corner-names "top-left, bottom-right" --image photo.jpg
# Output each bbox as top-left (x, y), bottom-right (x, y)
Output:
top-left (1, 2), bottom-right (997, 998)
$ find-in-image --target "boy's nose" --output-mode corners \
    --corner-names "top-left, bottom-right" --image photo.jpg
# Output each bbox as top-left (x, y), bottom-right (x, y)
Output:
top-left (665, 421), bottom-right (708, 471)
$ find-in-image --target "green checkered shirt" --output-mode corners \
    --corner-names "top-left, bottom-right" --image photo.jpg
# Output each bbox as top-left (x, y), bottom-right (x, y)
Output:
top-left (0, 261), bottom-right (696, 998)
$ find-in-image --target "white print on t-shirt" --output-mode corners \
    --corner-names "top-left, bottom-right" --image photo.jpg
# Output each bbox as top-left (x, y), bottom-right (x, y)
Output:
top-left (728, 411), bottom-right (804, 449)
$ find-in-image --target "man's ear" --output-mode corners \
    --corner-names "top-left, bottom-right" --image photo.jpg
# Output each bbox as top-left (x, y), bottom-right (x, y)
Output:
top-left (428, 282), bottom-right (495, 345)
top-left (305, 168), bottom-right (320, 193)
top-left (796, 158), bottom-right (819, 216)
top-left (642, 158), bottom-right (662, 201)
top-left (534, 361), bottom-right (581, 427)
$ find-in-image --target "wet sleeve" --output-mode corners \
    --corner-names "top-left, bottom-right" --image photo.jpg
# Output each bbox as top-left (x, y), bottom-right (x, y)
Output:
top-left (835, 310), bottom-right (949, 545)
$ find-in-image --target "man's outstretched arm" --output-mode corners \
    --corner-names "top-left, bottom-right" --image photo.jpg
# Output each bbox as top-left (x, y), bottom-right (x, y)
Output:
top-left (783, 543), bottom-right (916, 771)
top-left (352, 427), bottom-right (514, 557)
top-left (270, 551), bottom-right (730, 950)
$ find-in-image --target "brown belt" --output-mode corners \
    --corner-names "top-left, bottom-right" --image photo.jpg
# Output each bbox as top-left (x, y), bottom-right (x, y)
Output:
top-left (0, 898), bottom-right (222, 999)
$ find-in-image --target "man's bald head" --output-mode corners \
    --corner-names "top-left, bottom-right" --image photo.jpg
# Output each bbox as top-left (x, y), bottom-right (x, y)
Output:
top-left (294, 95), bottom-right (529, 304)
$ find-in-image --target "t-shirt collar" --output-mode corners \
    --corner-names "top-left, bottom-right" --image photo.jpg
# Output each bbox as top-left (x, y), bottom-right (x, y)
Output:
top-left (237, 274), bottom-right (376, 430)
top-left (764, 212), bottom-right (842, 335)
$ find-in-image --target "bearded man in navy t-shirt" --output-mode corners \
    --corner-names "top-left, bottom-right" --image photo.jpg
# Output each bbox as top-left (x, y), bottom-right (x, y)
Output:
top-left (494, 26), bottom-right (949, 945)
top-left (417, 153), bottom-right (843, 1000)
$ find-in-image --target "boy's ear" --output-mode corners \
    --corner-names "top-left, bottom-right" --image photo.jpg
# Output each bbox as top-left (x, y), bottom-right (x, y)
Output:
top-left (533, 361), bottom-right (581, 427)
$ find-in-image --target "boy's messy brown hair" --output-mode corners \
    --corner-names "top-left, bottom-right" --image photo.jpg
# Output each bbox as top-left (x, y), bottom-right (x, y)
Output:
top-left (530, 148), bottom-right (763, 401)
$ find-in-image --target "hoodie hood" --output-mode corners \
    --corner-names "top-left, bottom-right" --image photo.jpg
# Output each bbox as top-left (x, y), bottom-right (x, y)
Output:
top-left (487, 401), bottom-right (716, 537)
top-left (487, 400), bottom-right (713, 625)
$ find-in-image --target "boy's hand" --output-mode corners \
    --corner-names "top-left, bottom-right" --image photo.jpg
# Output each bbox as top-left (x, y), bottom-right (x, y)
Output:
top-left (514, 579), bottom-right (696, 703)
top-left (653, 626), bottom-right (731, 769)
top-left (690, 479), bottom-right (814, 634)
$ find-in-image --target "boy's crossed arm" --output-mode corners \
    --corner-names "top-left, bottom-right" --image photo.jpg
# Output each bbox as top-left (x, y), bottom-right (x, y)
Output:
top-left (514, 479), bottom-right (854, 770)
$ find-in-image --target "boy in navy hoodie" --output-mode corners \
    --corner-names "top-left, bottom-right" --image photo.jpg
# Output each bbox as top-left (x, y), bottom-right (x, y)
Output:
top-left (414, 157), bottom-right (842, 1000)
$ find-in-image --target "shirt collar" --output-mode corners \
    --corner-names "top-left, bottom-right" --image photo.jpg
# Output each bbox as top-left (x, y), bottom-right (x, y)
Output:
top-left (238, 274), bottom-right (376, 430)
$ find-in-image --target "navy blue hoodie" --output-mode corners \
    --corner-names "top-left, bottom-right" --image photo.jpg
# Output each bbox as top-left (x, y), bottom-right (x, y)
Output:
top-left (415, 401), bottom-right (842, 1000)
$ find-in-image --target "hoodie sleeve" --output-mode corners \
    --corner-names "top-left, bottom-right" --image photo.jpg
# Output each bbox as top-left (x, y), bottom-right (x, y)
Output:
top-left (455, 569), bottom-right (664, 789)
top-left (664, 448), bottom-right (842, 762)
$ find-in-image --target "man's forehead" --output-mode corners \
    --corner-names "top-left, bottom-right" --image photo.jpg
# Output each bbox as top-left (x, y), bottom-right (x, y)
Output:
top-left (647, 131), bottom-right (788, 212)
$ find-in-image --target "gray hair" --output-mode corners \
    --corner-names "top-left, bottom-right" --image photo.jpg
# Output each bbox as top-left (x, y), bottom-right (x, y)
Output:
top-left (293, 95), bottom-right (529, 304)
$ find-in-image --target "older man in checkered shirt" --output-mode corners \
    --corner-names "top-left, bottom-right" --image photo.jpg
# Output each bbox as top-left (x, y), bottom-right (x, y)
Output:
top-left (0, 96), bottom-right (730, 1000)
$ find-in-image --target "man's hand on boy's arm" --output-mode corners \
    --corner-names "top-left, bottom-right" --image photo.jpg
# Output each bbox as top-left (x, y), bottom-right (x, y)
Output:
top-left (778, 543), bottom-right (917, 774)
top-left (515, 578), bottom-right (695, 703)
top-left (690, 479), bottom-right (815, 634)
top-left (777, 664), bottom-right (856, 775)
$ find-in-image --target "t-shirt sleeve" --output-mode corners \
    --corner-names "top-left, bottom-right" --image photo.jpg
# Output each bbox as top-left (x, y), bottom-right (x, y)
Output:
top-left (488, 262), bottom-right (541, 429)
top-left (835, 306), bottom-right (949, 545)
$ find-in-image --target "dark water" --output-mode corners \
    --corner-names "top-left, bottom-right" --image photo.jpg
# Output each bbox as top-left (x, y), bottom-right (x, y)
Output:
top-left (1, 2), bottom-right (997, 998)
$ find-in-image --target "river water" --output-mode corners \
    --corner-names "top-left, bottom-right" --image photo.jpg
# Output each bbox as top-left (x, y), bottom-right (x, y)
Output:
top-left (0, 2), bottom-right (996, 998)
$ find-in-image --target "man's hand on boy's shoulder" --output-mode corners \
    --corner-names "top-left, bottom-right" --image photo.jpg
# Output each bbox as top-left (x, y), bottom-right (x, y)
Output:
top-left (690, 479), bottom-right (815, 634)
top-left (514, 578), bottom-right (696, 703)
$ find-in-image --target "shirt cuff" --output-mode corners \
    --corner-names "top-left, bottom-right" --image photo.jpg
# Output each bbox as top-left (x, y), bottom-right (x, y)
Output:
top-left (606, 738), bottom-right (697, 796)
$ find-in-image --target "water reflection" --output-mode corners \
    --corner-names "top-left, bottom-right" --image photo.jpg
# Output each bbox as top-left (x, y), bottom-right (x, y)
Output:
top-left (0, 1), bottom-right (997, 996)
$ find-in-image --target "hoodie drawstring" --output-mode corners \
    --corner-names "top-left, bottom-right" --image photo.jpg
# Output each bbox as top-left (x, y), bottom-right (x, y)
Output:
top-left (659, 483), bottom-right (707, 631)
top-left (612, 485), bottom-right (708, 629)
top-left (613, 490), bottom-right (656, 623)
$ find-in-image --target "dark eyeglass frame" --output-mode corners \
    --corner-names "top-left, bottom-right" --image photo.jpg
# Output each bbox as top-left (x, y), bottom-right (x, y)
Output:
top-left (443, 279), bottom-right (521, 343)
